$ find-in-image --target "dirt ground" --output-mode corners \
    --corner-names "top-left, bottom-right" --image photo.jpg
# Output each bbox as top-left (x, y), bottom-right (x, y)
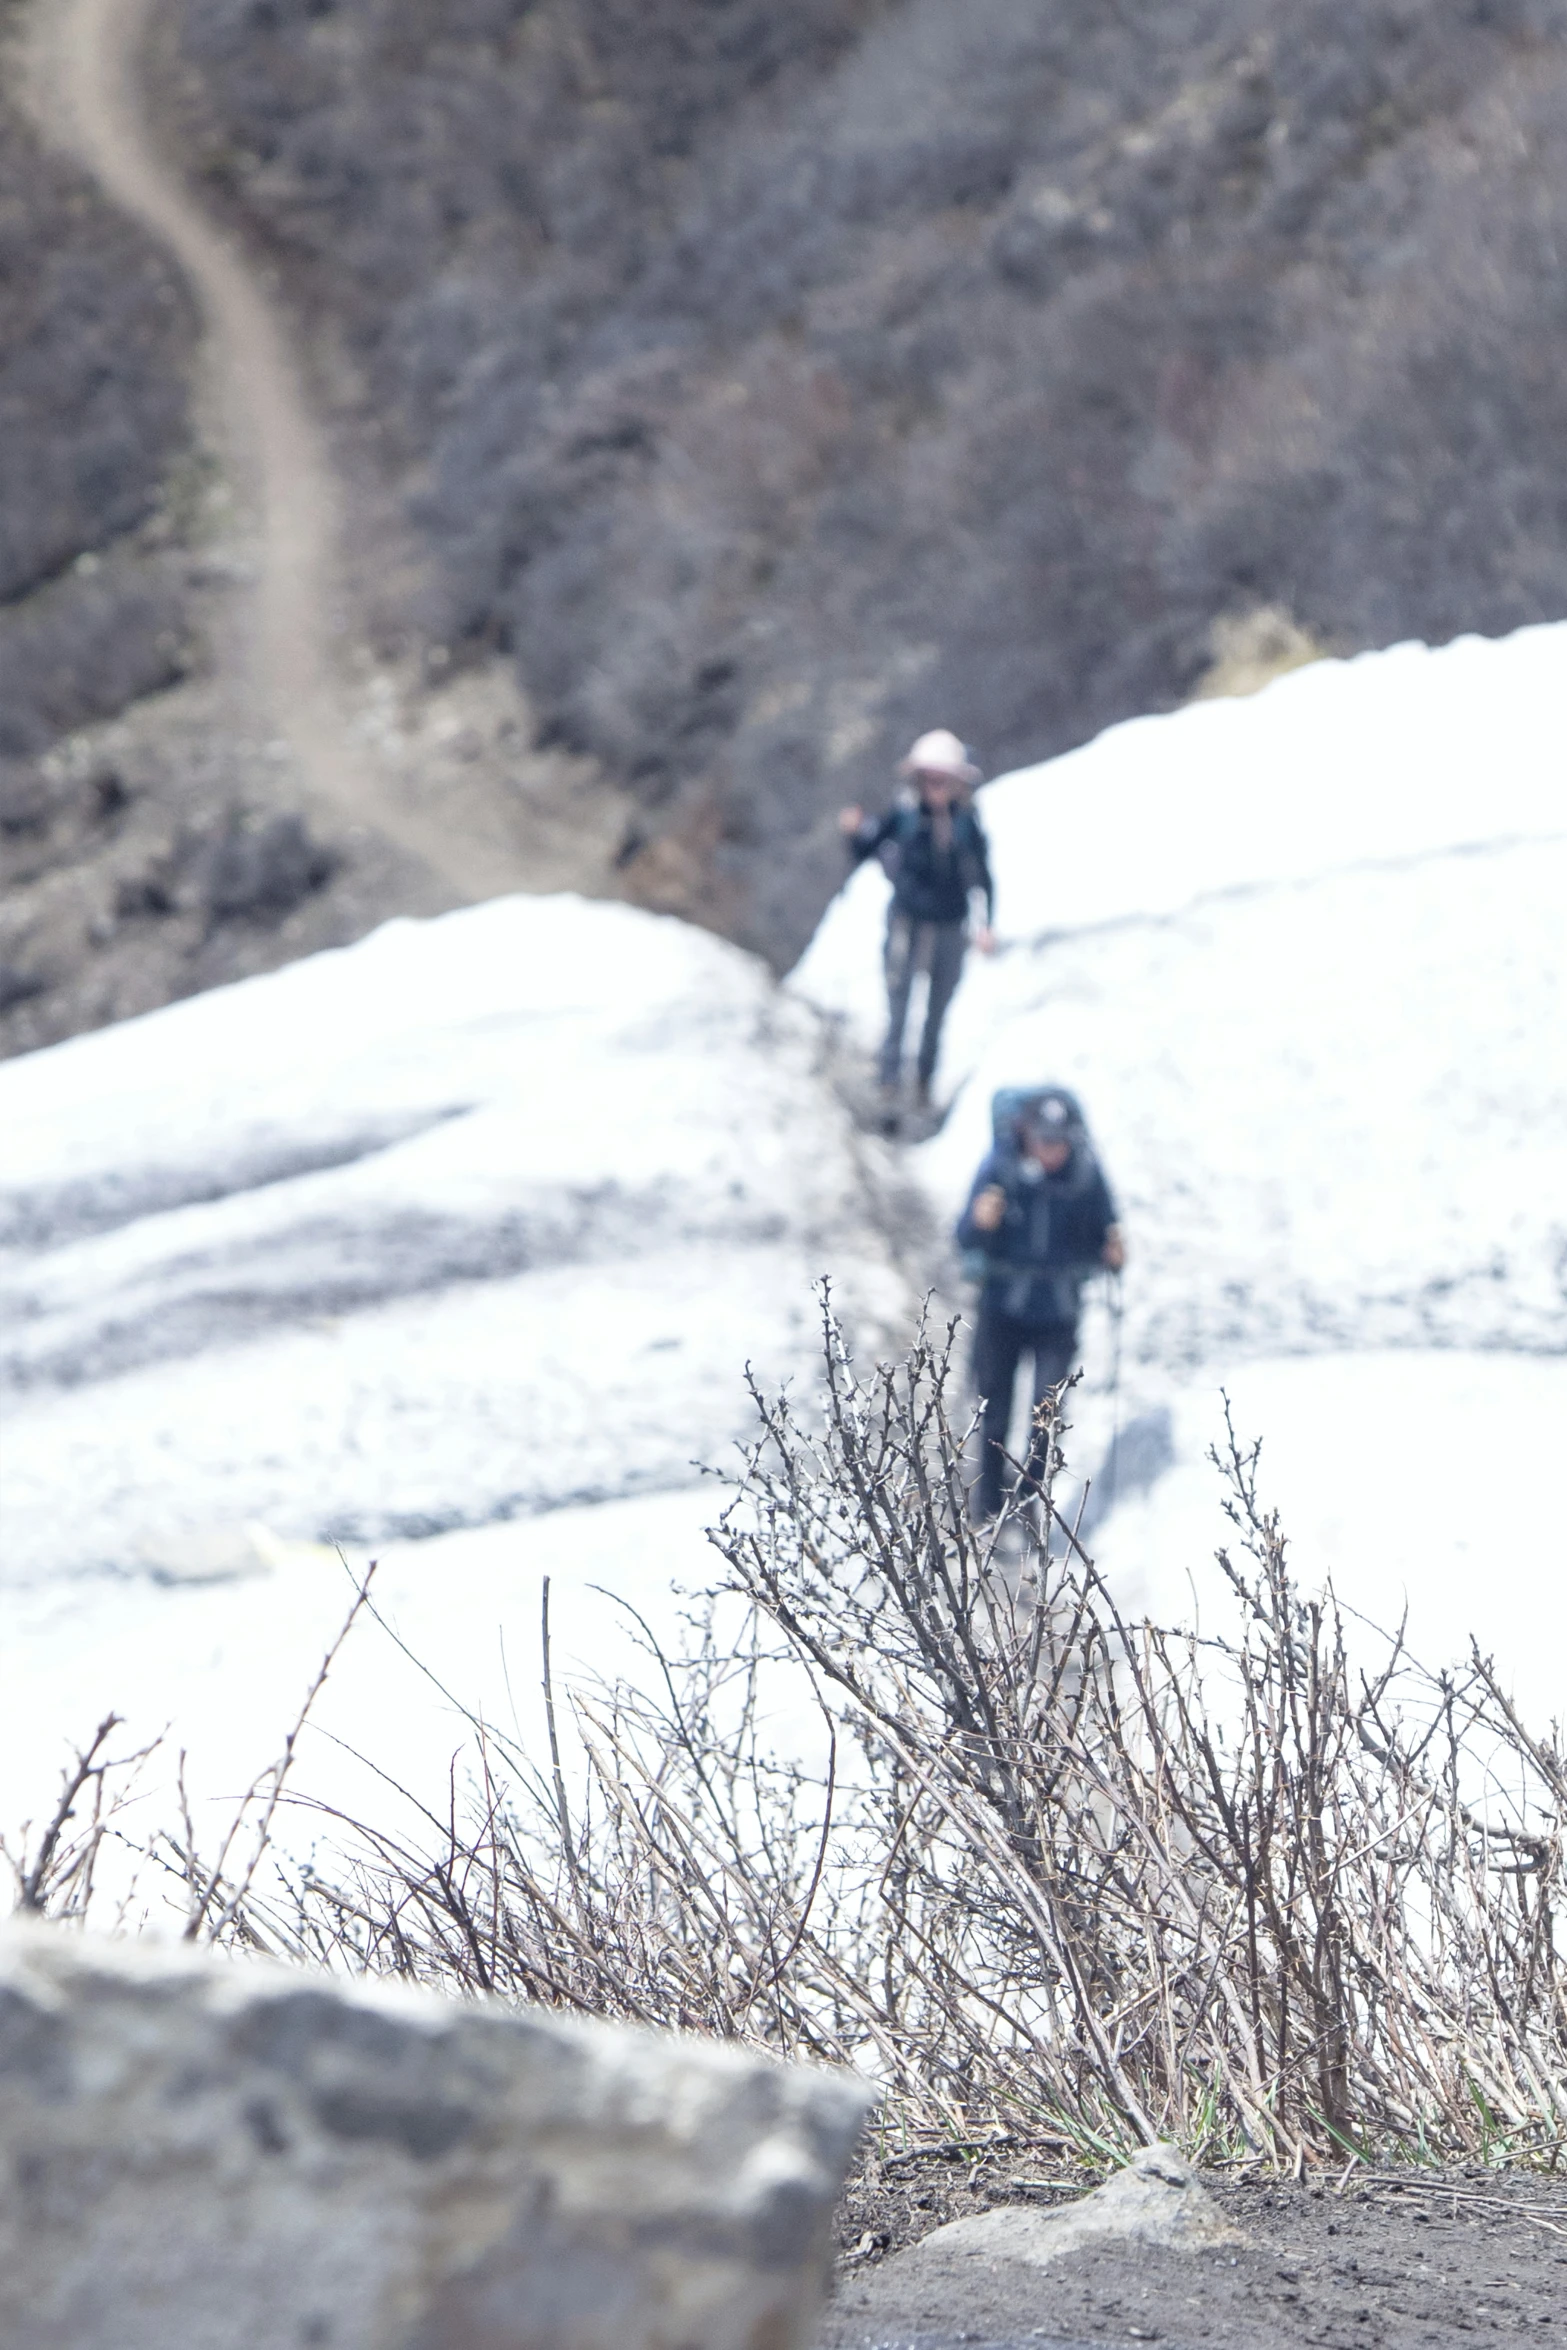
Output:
top-left (821, 2144), bottom-right (1567, 2347)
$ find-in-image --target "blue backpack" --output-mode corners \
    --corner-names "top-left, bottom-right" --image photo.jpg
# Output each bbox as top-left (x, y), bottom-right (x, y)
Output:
top-left (959, 1085), bottom-right (1100, 1284)
top-left (990, 1083), bottom-right (1087, 1151)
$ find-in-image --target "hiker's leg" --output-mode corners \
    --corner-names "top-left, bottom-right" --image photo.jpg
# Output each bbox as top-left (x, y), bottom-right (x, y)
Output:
top-left (972, 1297), bottom-right (1027, 1521)
top-left (1020, 1325), bottom-right (1077, 1501)
top-left (915, 922), bottom-right (967, 1095)
top-left (878, 912), bottom-right (918, 1091)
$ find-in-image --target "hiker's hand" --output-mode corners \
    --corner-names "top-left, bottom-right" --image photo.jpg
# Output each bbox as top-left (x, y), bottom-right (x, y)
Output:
top-left (971, 1185), bottom-right (1006, 1233)
top-left (838, 805), bottom-right (864, 836)
top-left (974, 924), bottom-right (996, 955)
top-left (1103, 1225), bottom-right (1126, 1272)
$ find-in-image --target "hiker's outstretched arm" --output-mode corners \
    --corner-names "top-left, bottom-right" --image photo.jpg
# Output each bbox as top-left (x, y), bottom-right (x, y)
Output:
top-left (840, 806), bottom-right (892, 860)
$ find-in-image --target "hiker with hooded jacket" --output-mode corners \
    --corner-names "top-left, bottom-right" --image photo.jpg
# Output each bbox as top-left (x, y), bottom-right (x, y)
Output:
top-left (955, 1086), bottom-right (1125, 1523)
top-left (839, 729), bottom-right (996, 1124)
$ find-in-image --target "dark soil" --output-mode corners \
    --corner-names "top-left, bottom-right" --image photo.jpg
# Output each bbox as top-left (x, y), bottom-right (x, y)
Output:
top-left (822, 2148), bottom-right (1567, 2347)
top-left (831, 2139), bottom-right (1105, 2272)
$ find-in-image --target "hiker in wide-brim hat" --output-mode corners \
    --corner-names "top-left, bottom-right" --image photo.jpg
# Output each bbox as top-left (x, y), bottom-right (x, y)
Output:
top-left (839, 730), bottom-right (995, 1131)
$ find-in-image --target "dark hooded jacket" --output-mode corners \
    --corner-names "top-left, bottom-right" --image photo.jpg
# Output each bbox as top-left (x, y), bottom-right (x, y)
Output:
top-left (955, 1140), bottom-right (1117, 1327)
top-left (848, 801), bottom-right (995, 927)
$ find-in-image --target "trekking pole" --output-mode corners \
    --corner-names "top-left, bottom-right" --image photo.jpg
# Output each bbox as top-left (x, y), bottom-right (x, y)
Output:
top-left (1102, 1267), bottom-right (1125, 1521)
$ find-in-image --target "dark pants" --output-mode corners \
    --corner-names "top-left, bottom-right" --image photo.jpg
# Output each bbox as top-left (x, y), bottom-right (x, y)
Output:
top-left (971, 1299), bottom-right (1077, 1522)
top-left (879, 913), bottom-right (966, 1093)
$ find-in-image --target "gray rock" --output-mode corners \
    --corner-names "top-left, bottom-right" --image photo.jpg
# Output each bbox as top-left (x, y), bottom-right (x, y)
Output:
top-left (898, 2145), bottom-right (1248, 2276)
top-left (0, 1917), bottom-right (872, 2350)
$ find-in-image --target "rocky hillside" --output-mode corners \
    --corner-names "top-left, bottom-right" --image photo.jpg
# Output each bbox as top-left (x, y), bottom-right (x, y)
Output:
top-left (8, 0), bottom-right (1567, 1051)
top-left (0, 5), bottom-right (198, 1038)
top-left (1, 0), bottom-right (452, 1064)
top-left (153, 0), bottom-right (1567, 963)
top-left (0, 18), bottom-right (193, 745)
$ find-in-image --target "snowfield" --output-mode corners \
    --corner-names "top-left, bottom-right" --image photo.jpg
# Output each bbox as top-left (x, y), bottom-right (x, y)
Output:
top-left (1094, 1350), bottom-right (1567, 1730)
top-left (0, 1488), bottom-right (730, 1883)
top-left (0, 893), bottom-right (909, 1586)
top-left (0, 893), bottom-right (900, 1861)
top-left (795, 622), bottom-right (1567, 1721)
top-left (2, 622), bottom-right (1565, 1874)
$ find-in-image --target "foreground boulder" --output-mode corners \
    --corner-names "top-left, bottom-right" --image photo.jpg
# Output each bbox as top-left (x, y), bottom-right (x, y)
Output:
top-left (0, 1919), bottom-right (871, 2350)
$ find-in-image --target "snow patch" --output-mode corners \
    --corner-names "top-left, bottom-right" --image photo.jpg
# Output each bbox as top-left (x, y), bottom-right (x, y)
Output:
top-left (793, 624), bottom-right (1567, 1722)
top-left (6, 626), bottom-right (1567, 1871)
top-left (0, 894), bottom-right (909, 1585)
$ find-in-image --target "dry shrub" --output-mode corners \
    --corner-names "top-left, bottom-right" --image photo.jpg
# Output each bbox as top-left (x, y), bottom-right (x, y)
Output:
top-left (258, 1304), bottom-right (1566, 2171)
top-left (1, 1715), bottom-right (157, 1925)
top-left (2, 1573), bottom-right (380, 1949)
top-left (17, 1305), bottom-right (1567, 2171)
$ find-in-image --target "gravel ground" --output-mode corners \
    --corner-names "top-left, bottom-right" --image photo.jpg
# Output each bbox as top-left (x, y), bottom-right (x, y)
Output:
top-left (822, 2147), bottom-right (1567, 2348)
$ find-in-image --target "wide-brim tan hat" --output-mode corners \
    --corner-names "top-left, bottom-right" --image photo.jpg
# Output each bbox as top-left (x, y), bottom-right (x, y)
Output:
top-left (899, 727), bottom-right (981, 784)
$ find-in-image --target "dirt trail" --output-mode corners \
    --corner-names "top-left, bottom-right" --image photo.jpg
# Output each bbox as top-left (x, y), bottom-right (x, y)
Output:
top-left (19, 0), bottom-right (523, 899)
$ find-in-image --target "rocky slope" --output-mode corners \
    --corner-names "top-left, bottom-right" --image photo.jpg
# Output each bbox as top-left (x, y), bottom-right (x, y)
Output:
top-left (0, 0), bottom-right (396, 1063)
top-left (154, 0), bottom-right (1567, 965)
top-left (9, 0), bottom-right (1567, 1051)
top-left (2, 0), bottom-right (636, 1068)
top-left (0, 0), bottom-right (204, 1041)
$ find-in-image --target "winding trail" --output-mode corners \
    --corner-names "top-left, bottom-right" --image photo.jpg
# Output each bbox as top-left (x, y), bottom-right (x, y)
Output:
top-left (20, 0), bottom-right (510, 897)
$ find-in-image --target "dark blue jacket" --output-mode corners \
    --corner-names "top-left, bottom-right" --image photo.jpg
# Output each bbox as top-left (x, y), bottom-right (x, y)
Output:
top-left (955, 1142), bottom-right (1117, 1328)
top-left (848, 802), bottom-right (995, 927)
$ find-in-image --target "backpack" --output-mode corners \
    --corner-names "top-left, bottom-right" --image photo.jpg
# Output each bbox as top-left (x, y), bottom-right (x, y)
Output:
top-left (990, 1083), bottom-right (1088, 1153)
top-left (958, 1084), bottom-right (1103, 1287)
top-left (872, 792), bottom-right (920, 882)
top-left (880, 799), bottom-right (987, 899)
